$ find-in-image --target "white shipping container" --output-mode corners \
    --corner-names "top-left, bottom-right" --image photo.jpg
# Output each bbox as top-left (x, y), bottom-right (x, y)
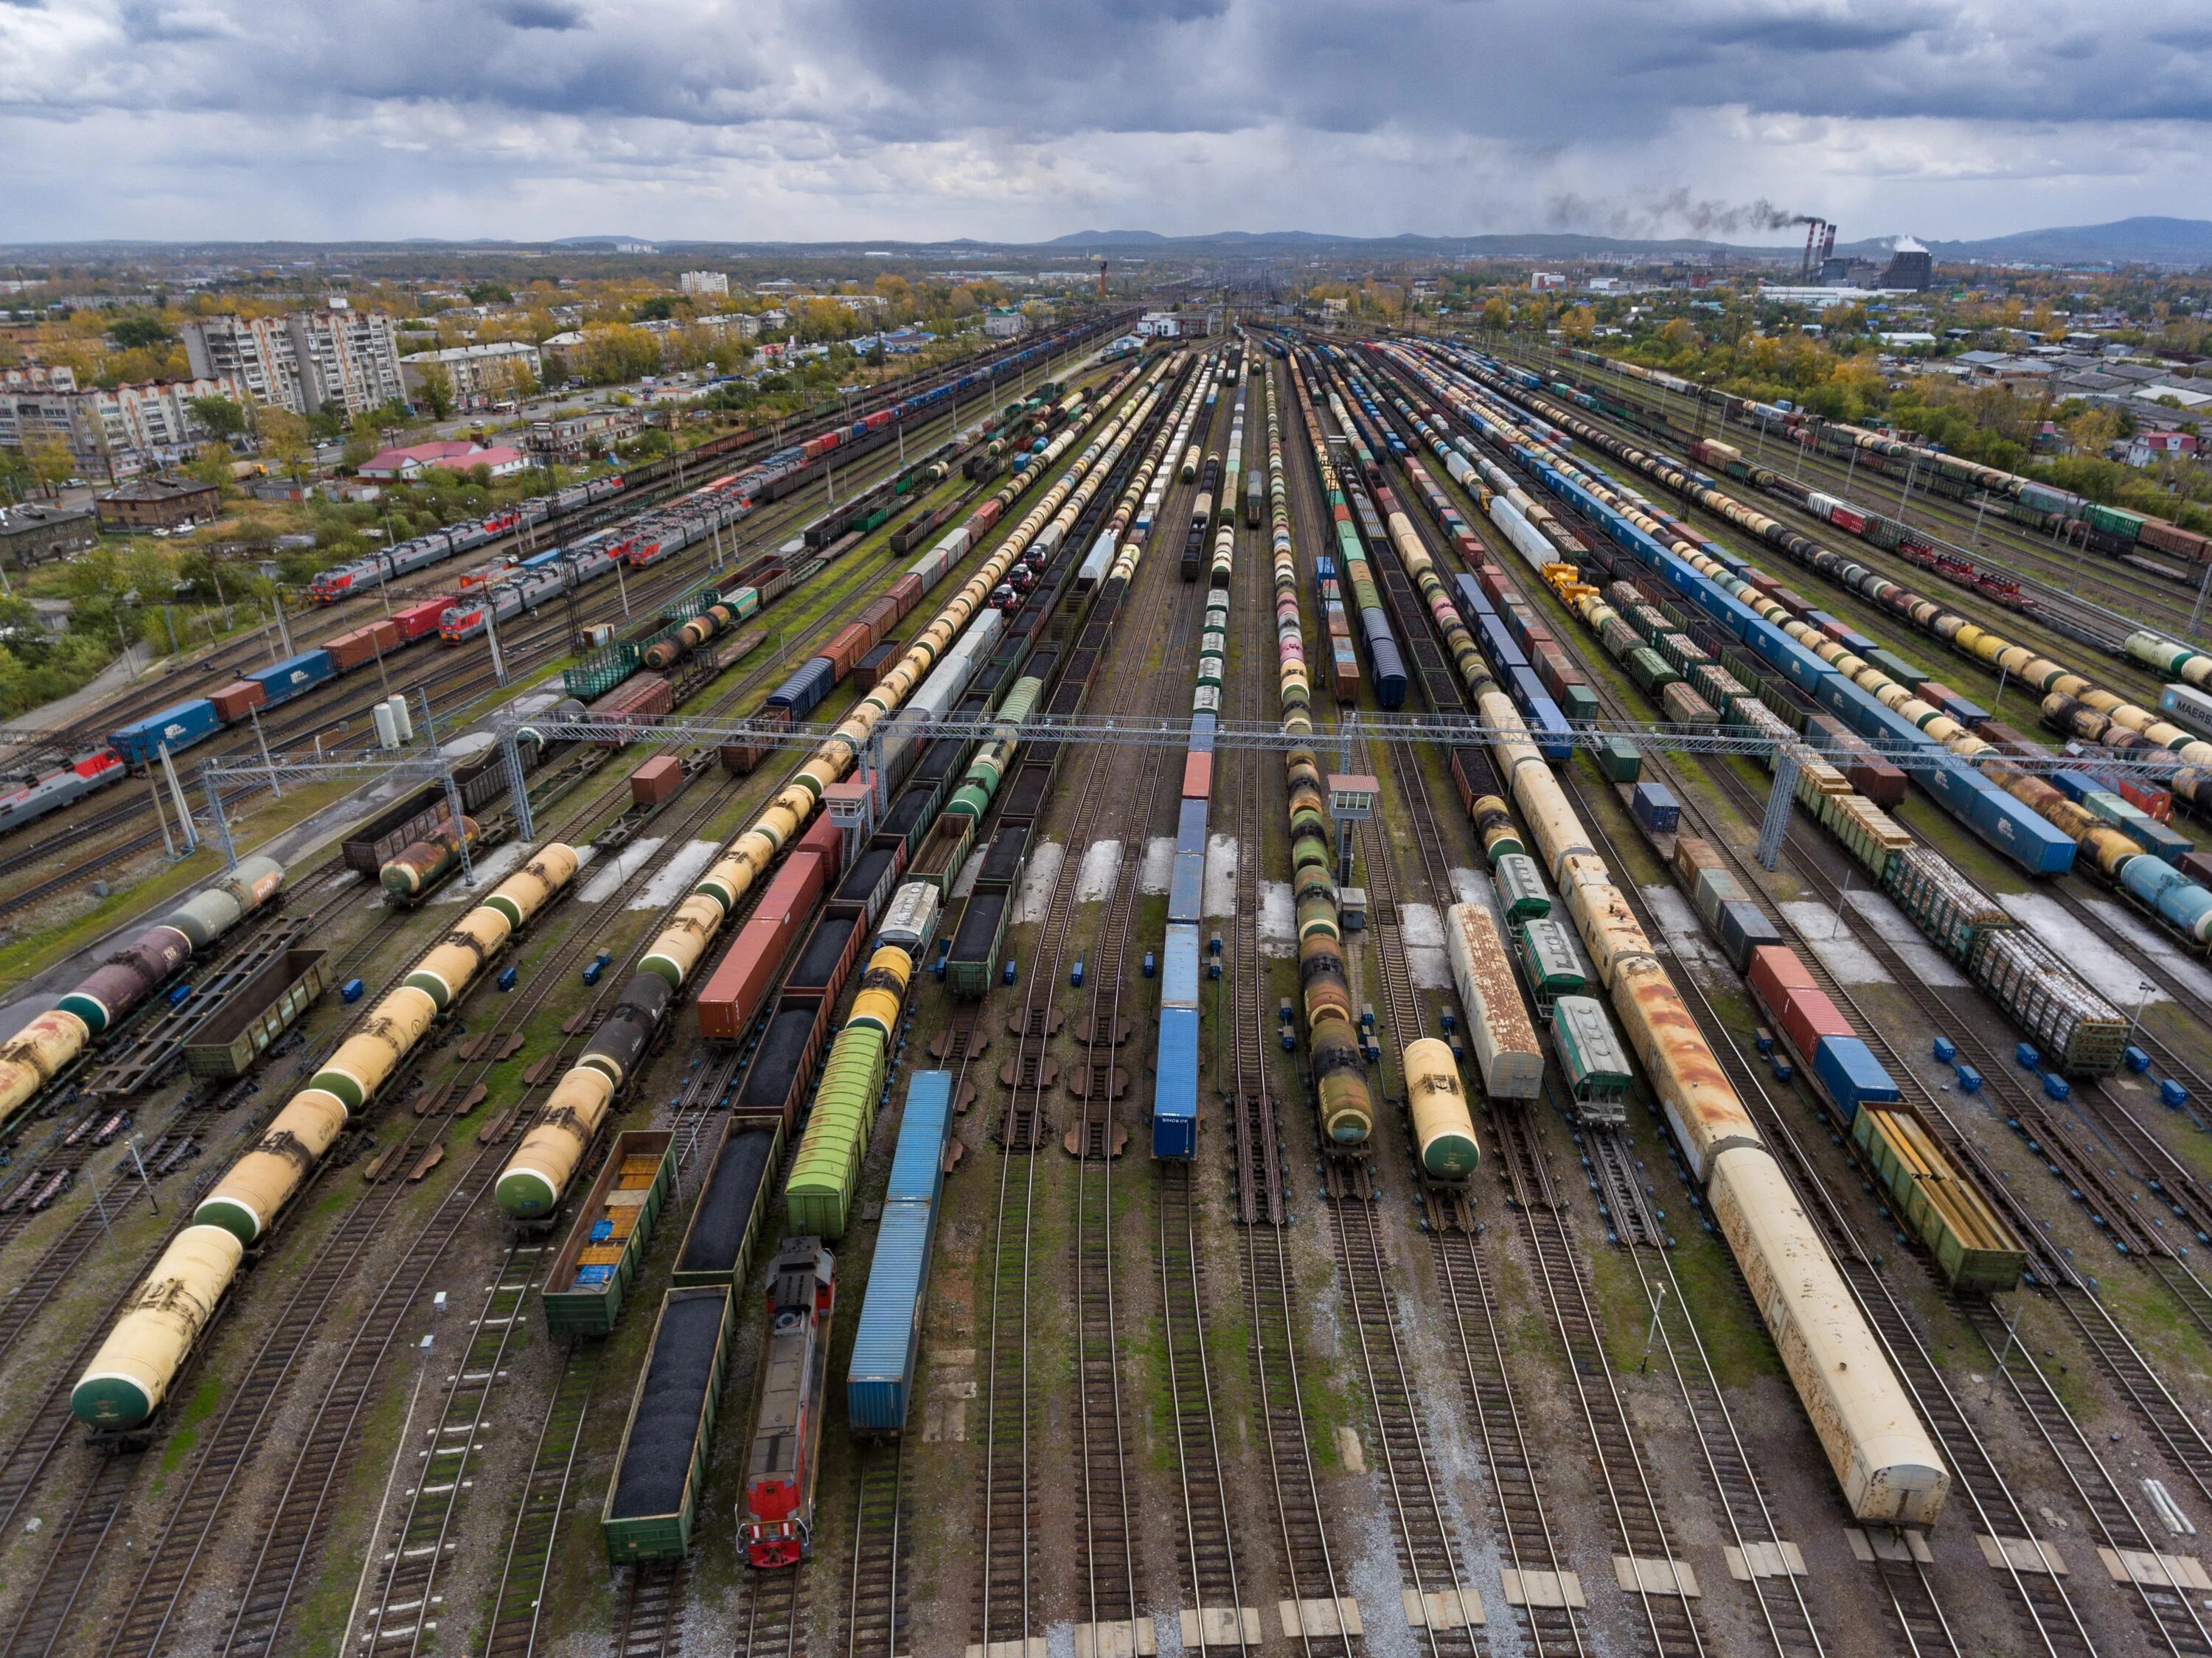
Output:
top-left (1444, 903), bottom-right (1544, 1098)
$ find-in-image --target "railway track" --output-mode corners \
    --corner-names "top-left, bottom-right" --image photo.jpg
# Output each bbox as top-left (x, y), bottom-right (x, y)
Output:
top-left (482, 1342), bottom-right (602, 1658)
top-left (842, 1446), bottom-right (910, 1658)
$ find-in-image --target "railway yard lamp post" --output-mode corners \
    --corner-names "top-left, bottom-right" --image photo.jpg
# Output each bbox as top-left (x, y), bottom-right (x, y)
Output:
top-left (128, 1135), bottom-right (156, 1212)
top-left (2126, 979), bottom-right (2156, 1048)
top-left (1972, 493), bottom-right (1990, 547)
top-left (1638, 1283), bottom-right (1667, 1372)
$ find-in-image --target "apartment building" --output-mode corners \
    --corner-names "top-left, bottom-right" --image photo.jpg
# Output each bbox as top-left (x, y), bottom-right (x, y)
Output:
top-left (181, 302), bottom-right (405, 418)
top-left (679, 271), bottom-right (730, 297)
top-left (0, 365), bottom-right (248, 481)
top-left (400, 340), bottom-right (544, 407)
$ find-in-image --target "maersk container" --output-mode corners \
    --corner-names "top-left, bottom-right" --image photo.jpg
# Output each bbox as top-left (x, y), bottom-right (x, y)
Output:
top-left (846, 1201), bottom-right (936, 1437)
top-left (1812, 1036), bottom-right (1900, 1122)
top-left (111, 699), bottom-right (221, 767)
top-left (246, 649), bottom-right (335, 708)
top-left (1152, 1005), bottom-right (1200, 1159)
top-left (600, 1286), bottom-right (731, 1564)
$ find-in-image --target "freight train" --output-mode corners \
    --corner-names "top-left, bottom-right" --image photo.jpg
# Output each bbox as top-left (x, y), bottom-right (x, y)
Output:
top-left (1286, 330), bottom-right (1950, 1529)
top-left (0, 855), bottom-right (286, 1135)
top-left (1560, 345), bottom-right (2212, 565)
top-left (70, 844), bottom-right (577, 1435)
top-left (492, 357), bottom-right (1170, 1219)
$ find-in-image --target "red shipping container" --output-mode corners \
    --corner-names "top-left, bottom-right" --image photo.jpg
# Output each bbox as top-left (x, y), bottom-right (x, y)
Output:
top-left (392, 598), bottom-right (451, 642)
top-left (1748, 946), bottom-right (1854, 1059)
top-left (1478, 564), bottom-right (1510, 607)
top-left (324, 621), bottom-right (397, 672)
top-left (1817, 618), bottom-right (1851, 644)
top-left (630, 755), bottom-right (683, 807)
top-left (1843, 758), bottom-right (1907, 808)
top-left (695, 911), bottom-right (795, 1039)
top-left (212, 679), bottom-right (267, 720)
top-left (793, 809), bottom-right (844, 886)
top-left (2112, 775), bottom-right (2173, 822)
top-left (1182, 752), bottom-right (1213, 799)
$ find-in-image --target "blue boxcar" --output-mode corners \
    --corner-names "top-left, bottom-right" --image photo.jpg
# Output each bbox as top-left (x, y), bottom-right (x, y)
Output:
top-left (1814, 1035), bottom-right (1900, 1120)
top-left (1168, 850), bottom-right (1205, 926)
top-left (767, 657), bottom-right (836, 717)
top-left (111, 698), bottom-right (220, 767)
top-left (1366, 630), bottom-right (1408, 709)
top-left (1152, 1005), bottom-right (1200, 1159)
top-left (246, 648), bottom-right (335, 708)
top-left (846, 1202), bottom-right (936, 1435)
top-left (2048, 769), bottom-right (2098, 803)
top-left (1454, 574), bottom-right (1495, 619)
top-left (886, 1072), bottom-right (952, 1207)
top-left (1523, 692), bottom-right (1573, 762)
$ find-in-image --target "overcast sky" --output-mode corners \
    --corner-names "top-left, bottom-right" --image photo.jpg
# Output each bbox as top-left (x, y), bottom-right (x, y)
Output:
top-left (4, 0), bottom-right (2205, 245)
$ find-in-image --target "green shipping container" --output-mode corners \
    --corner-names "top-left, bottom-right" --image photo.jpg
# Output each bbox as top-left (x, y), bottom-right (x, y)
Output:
top-left (1863, 648), bottom-right (1926, 685)
top-left (601, 1286), bottom-right (731, 1564)
top-left (1559, 683), bottom-right (1601, 725)
top-left (543, 1130), bottom-right (675, 1339)
top-left (1596, 735), bottom-right (1641, 784)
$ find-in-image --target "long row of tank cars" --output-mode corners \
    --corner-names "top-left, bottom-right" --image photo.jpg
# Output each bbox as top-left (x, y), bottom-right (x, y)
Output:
top-left (43, 320), bottom-right (2208, 1627)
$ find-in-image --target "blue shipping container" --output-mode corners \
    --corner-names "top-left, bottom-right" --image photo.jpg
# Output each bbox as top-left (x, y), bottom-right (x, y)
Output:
top-left (1152, 1006), bottom-right (1199, 1160)
top-left (1717, 899), bottom-right (1784, 972)
top-left (885, 1073), bottom-right (953, 1208)
top-left (1177, 798), bottom-right (1208, 856)
top-left (1631, 781), bottom-right (1680, 835)
top-left (1814, 1034), bottom-right (1900, 1120)
top-left (846, 1202), bottom-right (936, 1435)
top-left (111, 698), bottom-right (221, 766)
top-left (246, 649), bottom-right (335, 706)
top-left (1168, 850), bottom-right (1205, 927)
top-left (2123, 816), bottom-right (2193, 863)
top-left (1161, 922), bottom-right (1201, 1010)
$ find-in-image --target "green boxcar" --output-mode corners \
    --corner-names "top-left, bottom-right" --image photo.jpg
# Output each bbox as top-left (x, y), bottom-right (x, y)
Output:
top-left (785, 1027), bottom-right (889, 1237)
top-left (1559, 683), bottom-right (1601, 725)
top-left (2084, 502), bottom-right (2144, 542)
top-left (601, 1286), bottom-right (731, 1564)
top-left (1517, 917), bottom-right (1587, 1011)
top-left (1596, 734), bottom-right (1641, 784)
top-left (1851, 1106), bottom-right (2027, 1292)
top-left (543, 1129), bottom-right (675, 1339)
top-left (1626, 647), bottom-right (1680, 697)
top-left (1493, 852), bottom-right (1552, 923)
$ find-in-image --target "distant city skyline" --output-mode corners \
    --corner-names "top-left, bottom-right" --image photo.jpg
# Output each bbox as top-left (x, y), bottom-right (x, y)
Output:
top-left (4, 1), bottom-right (2204, 245)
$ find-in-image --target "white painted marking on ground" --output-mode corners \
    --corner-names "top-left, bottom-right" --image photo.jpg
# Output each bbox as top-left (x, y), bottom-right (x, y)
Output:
top-left (1203, 835), bottom-right (1239, 918)
top-left (1640, 885), bottom-right (1729, 985)
top-left (1778, 900), bottom-right (1893, 985)
top-left (1999, 894), bottom-right (2170, 1005)
top-left (629, 840), bottom-right (720, 910)
top-left (441, 731), bottom-right (496, 759)
top-left (512, 691), bottom-right (560, 717)
top-left (1013, 842), bottom-right (1064, 924)
top-left (1844, 890), bottom-right (1966, 986)
top-left (1075, 840), bottom-right (1121, 902)
top-left (1259, 881), bottom-right (1295, 955)
top-left (2080, 898), bottom-right (2212, 1004)
top-left (577, 837), bottom-right (663, 903)
top-left (430, 842), bottom-right (527, 902)
top-left (1138, 836), bottom-right (1175, 894)
top-left (1450, 868), bottom-right (1490, 908)
top-left (951, 849), bottom-right (985, 900)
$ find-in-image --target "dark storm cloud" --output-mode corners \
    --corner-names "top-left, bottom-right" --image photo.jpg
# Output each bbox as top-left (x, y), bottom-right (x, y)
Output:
top-left (1, 0), bottom-right (2208, 240)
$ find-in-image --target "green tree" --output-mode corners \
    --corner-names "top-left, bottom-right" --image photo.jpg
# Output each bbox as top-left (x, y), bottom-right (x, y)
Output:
top-left (466, 281), bottom-right (513, 305)
top-left (24, 434), bottom-right (74, 497)
top-left (109, 313), bottom-right (174, 351)
top-left (633, 296), bottom-right (675, 323)
top-left (260, 407), bottom-right (313, 484)
top-left (412, 363), bottom-right (456, 419)
top-left (189, 395), bottom-right (250, 441)
top-left (184, 442), bottom-right (234, 493)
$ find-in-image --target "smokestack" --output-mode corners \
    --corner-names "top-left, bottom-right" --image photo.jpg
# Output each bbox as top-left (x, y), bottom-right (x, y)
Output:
top-left (1820, 224), bottom-right (1837, 268)
top-left (1801, 220), bottom-right (1820, 280)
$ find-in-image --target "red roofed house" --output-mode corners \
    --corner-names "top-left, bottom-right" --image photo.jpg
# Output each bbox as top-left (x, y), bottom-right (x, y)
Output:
top-left (359, 440), bottom-right (532, 481)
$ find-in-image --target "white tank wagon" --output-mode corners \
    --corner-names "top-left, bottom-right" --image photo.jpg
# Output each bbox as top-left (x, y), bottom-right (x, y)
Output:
top-left (192, 842), bottom-right (579, 1244)
top-left (72, 1224), bottom-right (246, 1432)
top-left (1480, 692), bottom-right (1949, 1527)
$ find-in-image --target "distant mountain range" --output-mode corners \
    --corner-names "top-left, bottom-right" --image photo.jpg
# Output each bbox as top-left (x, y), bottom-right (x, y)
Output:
top-left (8, 217), bottom-right (2212, 267)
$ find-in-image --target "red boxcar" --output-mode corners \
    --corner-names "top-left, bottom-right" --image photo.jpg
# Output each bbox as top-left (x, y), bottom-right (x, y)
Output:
top-left (822, 622), bottom-right (873, 681)
top-left (1748, 945), bottom-right (1855, 1062)
top-left (695, 847), bottom-right (832, 1039)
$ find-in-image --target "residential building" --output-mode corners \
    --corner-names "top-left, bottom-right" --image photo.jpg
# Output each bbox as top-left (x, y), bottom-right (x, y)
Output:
top-left (679, 271), bottom-right (730, 297)
top-left (1529, 272), bottom-right (1568, 292)
top-left (2128, 431), bottom-right (2200, 467)
top-left (0, 502), bottom-right (98, 568)
top-left (526, 410), bottom-right (639, 460)
top-left (360, 439), bottom-right (532, 480)
top-left (400, 341), bottom-right (544, 407)
top-left (984, 307), bottom-right (1029, 339)
top-left (0, 365), bottom-right (248, 481)
top-left (94, 476), bottom-right (221, 532)
top-left (181, 306), bottom-right (405, 418)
